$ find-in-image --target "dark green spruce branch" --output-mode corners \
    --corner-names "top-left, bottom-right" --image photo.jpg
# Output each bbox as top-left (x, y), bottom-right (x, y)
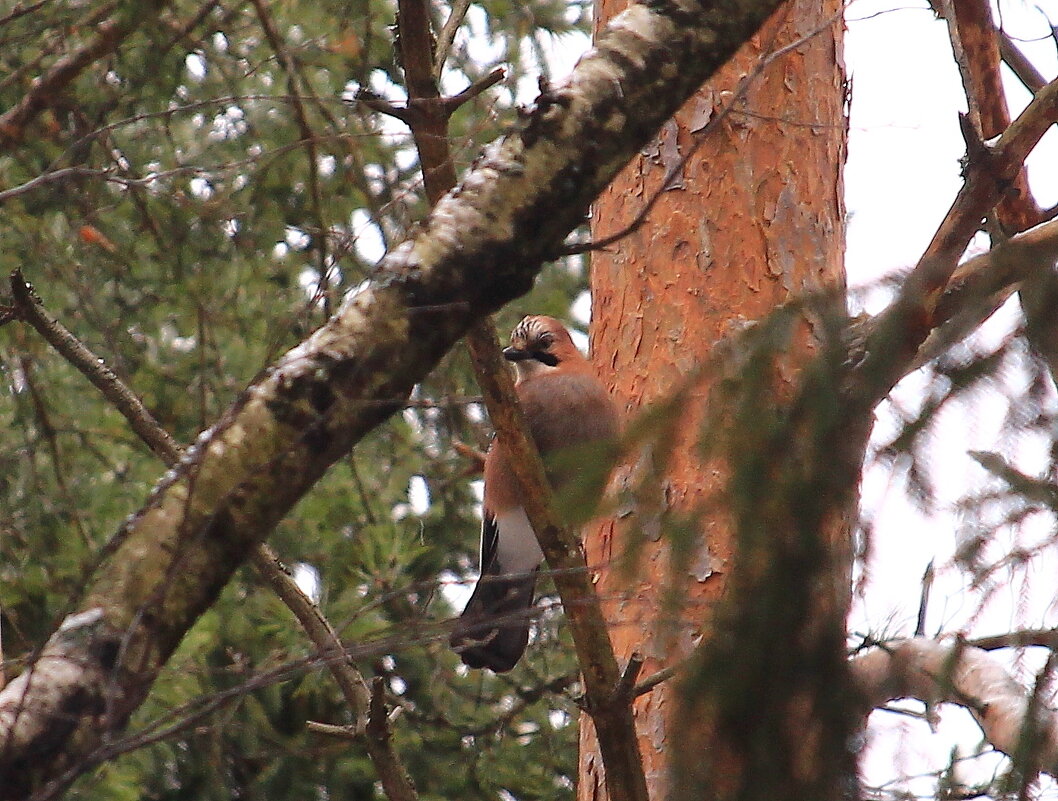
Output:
top-left (0, 0), bottom-right (172, 148)
top-left (8, 270), bottom-right (419, 801)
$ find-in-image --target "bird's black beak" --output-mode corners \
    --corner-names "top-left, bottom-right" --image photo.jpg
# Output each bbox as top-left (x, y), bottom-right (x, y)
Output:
top-left (503, 346), bottom-right (531, 362)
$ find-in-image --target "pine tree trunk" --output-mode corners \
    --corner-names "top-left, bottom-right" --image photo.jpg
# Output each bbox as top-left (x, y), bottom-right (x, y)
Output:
top-left (582, 1), bottom-right (847, 797)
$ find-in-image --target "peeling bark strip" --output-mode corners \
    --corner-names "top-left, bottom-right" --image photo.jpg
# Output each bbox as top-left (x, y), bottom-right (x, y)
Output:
top-left (0, 0), bottom-right (785, 795)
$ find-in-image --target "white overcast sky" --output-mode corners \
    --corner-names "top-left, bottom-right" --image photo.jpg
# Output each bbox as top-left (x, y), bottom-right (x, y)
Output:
top-left (844, 1), bottom-right (1058, 794)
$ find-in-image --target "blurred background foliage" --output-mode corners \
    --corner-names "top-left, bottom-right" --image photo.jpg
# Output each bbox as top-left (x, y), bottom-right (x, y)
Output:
top-left (0, 0), bottom-right (591, 797)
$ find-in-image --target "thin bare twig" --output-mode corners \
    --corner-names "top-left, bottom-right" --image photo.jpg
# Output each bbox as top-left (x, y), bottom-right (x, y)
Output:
top-left (433, 0), bottom-right (473, 80)
top-left (634, 663), bottom-right (678, 697)
top-left (306, 720), bottom-right (359, 740)
top-left (914, 560), bottom-right (934, 638)
top-left (0, 0), bottom-right (53, 30)
top-left (0, 129), bottom-right (391, 206)
top-left (355, 89), bottom-right (414, 125)
top-left (614, 652), bottom-right (644, 703)
top-left (9, 271), bottom-right (181, 464)
top-left (0, 0), bottom-right (170, 146)
top-left (440, 67), bottom-right (506, 115)
top-left (357, 67), bottom-right (506, 128)
top-left (8, 269), bottom-right (417, 801)
top-left (404, 394), bottom-right (483, 408)
top-left (0, 167), bottom-right (111, 205)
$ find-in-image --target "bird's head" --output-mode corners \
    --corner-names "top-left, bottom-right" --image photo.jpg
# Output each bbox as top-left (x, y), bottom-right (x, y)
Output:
top-left (503, 315), bottom-right (580, 379)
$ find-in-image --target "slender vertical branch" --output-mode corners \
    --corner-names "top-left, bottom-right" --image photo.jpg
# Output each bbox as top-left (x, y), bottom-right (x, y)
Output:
top-left (395, 0), bottom-right (457, 203)
top-left (937, 0), bottom-right (1040, 233)
top-left (250, 0), bottom-right (333, 312)
top-left (389, 2), bottom-right (648, 798)
top-left (433, 0), bottom-right (473, 81)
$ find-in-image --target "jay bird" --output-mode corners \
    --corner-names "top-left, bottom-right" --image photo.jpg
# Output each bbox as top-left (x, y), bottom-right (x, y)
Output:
top-left (450, 315), bottom-right (618, 672)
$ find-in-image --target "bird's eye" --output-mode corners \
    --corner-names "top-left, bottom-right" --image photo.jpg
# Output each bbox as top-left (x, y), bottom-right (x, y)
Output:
top-left (538, 333), bottom-right (554, 348)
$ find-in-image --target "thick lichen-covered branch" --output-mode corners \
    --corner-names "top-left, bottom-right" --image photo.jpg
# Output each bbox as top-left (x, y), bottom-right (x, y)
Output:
top-left (0, 0), bottom-right (786, 795)
top-left (853, 638), bottom-right (1058, 777)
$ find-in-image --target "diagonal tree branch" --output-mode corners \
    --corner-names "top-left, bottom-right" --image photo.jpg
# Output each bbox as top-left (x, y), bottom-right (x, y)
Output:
top-left (853, 74), bottom-right (1058, 409)
top-left (1000, 33), bottom-right (1047, 95)
top-left (852, 638), bottom-right (1058, 776)
top-left (249, 548), bottom-right (419, 801)
top-left (8, 269), bottom-right (418, 801)
top-left (0, 0), bottom-right (789, 796)
top-left (893, 217), bottom-right (1058, 370)
top-left (433, 0), bottom-right (473, 80)
top-left (0, 0), bottom-right (171, 147)
top-left (9, 271), bottom-right (181, 465)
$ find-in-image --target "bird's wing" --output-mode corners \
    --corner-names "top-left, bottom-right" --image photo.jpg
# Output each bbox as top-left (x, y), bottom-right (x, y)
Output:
top-left (479, 511), bottom-right (499, 574)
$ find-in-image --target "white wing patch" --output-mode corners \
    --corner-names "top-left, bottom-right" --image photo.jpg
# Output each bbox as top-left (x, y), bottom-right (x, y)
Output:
top-left (494, 507), bottom-right (543, 574)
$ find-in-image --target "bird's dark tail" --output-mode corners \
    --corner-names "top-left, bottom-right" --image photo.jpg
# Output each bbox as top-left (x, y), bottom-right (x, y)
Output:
top-left (450, 570), bottom-right (538, 673)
